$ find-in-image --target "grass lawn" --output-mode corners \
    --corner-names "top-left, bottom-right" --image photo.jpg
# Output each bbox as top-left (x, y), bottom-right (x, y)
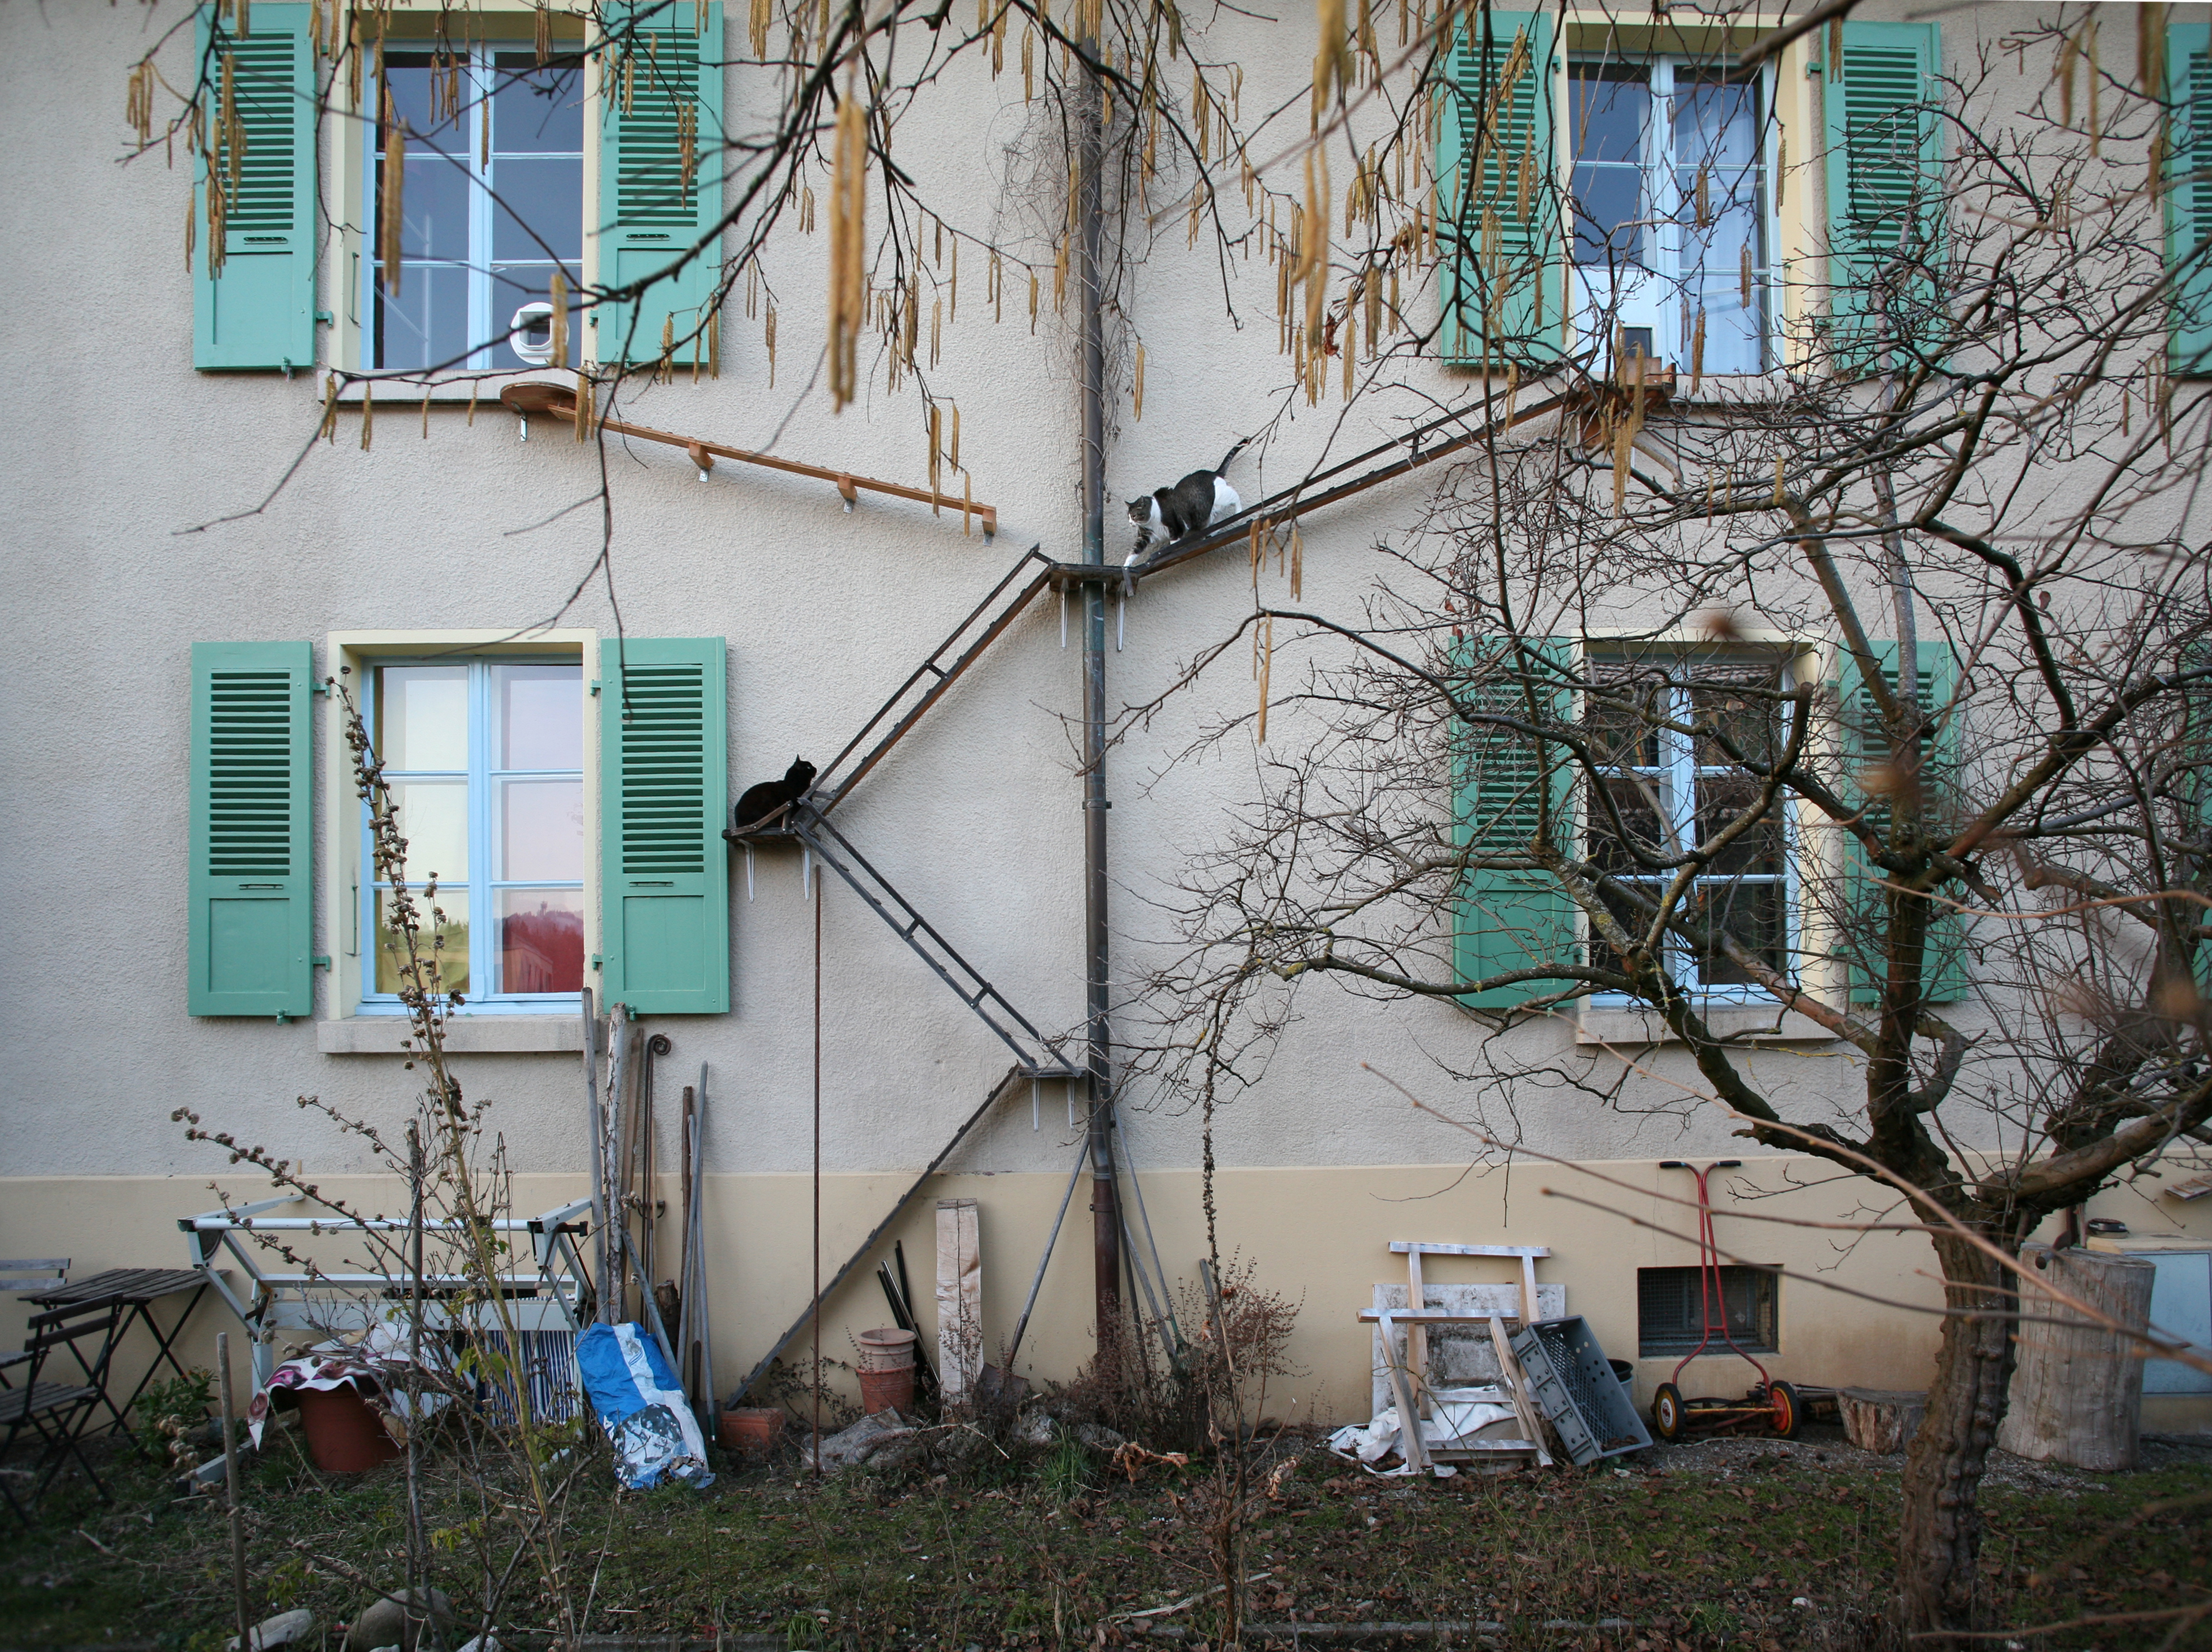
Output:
top-left (3, 1425), bottom-right (2207, 1651)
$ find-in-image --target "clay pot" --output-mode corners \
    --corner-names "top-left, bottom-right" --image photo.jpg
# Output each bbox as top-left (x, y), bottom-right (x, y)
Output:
top-left (718, 1405), bottom-right (784, 1454)
top-left (858, 1365), bottom-right (916, 1416)
top-left (294, 1384), bottom-right (402, 1473)
top-left (855, 1328), bottom-right (918, 1370)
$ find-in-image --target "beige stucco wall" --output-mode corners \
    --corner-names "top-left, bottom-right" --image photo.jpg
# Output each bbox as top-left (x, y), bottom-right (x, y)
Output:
top-left (3, 1), bottom-right (2209, 1429)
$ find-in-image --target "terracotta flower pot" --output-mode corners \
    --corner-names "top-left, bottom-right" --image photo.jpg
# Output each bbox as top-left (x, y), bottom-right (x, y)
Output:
top-left (294, 1384), bottom-right (402, 1473)
top-left (855, 1328), bottom-right (917, 1372)
top-left (858, 1365), bottom-right (916, 1416)
top-left (718, 1405), bottom-right (784, 1454)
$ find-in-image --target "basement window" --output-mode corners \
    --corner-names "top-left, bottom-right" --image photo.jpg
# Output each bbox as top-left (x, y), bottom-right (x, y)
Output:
top-left (1637, 1264), bottom-right (1779, 1355)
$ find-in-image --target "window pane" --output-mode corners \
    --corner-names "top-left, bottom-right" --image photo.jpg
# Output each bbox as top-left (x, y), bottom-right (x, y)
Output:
top-left (373, 262), bottom-right (471, 372)
top-left (1572, 166), bottom-right (1645, 267)
top-left (389, 778), bottom-right (470, 882)
top-left (375, 666), bottom-right (469, 770)
top-left (500, 889), bottom-right (585, 994)
top-left (382, 152), bottom-right (471, 260)
top-left (1570, 66), bottom-right (1645, 163)
top-left (1690, 683), bottom-right (1781, 766)
top-left (1694, 878), bottom-right (1787, 983)
top-left (380, 57), bottom-right (469, 157)
top-left (1586, 680), bottom-right (1662, 766)
top-left (375, 889), bottom-right (471, 996)
top-left (492, 158), bottom-right (583, 261)
top-left (499, 779), bottom-right (585, 880)
top-left (496, 664), bottom-right (583, 769)
top-left (1695, 773), bottom-right (1786, 875)
top-left (1590, 775), bottom-right (1667, 871)
top-left (493, 52), bottom-right (586, 153)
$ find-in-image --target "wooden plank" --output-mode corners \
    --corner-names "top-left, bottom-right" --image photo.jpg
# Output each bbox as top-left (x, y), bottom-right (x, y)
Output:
top-left (1488, 1316), bottom-right (1554, 1470)
top-left (1403, 1248), bottom-right (1429, 1418)
top-left (1519, 1254), bottom-right (1541, 1327)
top-left (1375, 1310), bottom-right (1431, 1473)
top-left (1388, 1243), bottom-right (1551, 1258)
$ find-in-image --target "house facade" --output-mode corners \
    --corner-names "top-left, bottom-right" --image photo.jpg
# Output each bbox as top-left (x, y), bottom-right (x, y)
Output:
top-left (5, 0), bottom-right (2212, 1435)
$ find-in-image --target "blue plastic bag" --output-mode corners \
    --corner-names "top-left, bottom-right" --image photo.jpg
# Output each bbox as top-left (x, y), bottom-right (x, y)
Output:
top-left (575, 1322), bottom-right (714, 1489)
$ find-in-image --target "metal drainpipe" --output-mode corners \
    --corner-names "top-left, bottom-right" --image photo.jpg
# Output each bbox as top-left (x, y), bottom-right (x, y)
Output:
top-left (1076, 28), bottom-right (1121, 1347)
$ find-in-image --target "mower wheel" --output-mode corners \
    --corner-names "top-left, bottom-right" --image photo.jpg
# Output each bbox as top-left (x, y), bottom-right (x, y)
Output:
top-left (1769, 1379), bottom-right (1801, 1439)
top-left (1652, 1381), bottom-right (1685, 1441)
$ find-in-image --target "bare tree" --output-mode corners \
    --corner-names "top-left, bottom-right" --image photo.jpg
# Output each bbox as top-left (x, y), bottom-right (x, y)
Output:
top-left (1122, 17), bottom-right (2212, 1640)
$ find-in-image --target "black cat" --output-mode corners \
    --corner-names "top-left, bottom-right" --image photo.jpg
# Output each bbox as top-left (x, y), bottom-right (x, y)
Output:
top-left (1125, 437), bottom-right (1252, 560)
top-left (730, 756), bottom-right (817, 834)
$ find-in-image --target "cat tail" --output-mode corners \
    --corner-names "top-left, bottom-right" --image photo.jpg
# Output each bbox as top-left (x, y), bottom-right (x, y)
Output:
top-left (1215, 434), bottom-right (1253, 476)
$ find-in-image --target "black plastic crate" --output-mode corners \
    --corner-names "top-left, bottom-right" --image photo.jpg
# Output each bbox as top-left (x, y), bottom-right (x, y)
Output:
top-left (1510, 1314), bottom-right (1650, 1466)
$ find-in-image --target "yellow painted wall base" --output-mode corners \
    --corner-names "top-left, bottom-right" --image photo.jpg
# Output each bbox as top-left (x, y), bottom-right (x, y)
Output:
top-left (5, 1160), bottom-right (2209, 1439)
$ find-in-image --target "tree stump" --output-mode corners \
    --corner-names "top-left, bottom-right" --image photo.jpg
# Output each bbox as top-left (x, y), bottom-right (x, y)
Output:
top-left (1838, 1388), bottom-right (1927, 1454)
top-left (1996, 1243), bottom-right (2155, 1471)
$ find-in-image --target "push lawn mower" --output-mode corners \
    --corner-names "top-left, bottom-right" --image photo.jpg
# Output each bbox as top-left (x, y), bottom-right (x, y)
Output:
top-left (1648, 1159), bottom-right (1802, 1443)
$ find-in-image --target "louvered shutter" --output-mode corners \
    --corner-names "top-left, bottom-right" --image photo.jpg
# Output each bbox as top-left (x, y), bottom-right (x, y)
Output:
top-left (1821, 21), bottom-right (1942, 369)
top-left (1836, 641), bottom-right (1966, 1006)
top-left (1436, 9), bottom-right (1558, 368)
top-left (600, 638), bottom-right (730, 1014)
top-left (1454, 639), bottom-right (1577, 1008)
top-left (595, 2), bottom-right (727, 366)
top-left (2166, 22), bottom-right (2212, 374)
top-left (189, 642), bottom-right (313, 1016)
top-left (193, 4), bottom-right (318, 372)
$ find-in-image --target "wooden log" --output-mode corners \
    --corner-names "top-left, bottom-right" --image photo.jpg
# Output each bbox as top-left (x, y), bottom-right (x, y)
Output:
top-left (1837, 1387), bottom-right (1926, 1454)
top-left (1996, 1243), bottom-right (2155, 1472)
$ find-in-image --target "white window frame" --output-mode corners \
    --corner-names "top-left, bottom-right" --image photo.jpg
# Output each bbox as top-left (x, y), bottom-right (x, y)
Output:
top-left (322, 630), bottom-right (598, 1021)
top-left (1565, 53), bottom-right (1781, 374)
top-left (326, 8), bottom-right (602, 386)
top-left (1584, 647), bottom-right (1806, 1004)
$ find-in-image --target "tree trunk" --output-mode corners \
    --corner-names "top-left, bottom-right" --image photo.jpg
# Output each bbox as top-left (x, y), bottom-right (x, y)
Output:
top-left (1996, 1243), bottom-right (2154, 1470)
top-left (1895, 1231), bottom-right (2019, 1636)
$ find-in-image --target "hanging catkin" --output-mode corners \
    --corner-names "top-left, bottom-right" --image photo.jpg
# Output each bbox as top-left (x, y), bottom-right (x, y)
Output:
top-left (828, 90), bottom-right (868, 411)
top-left (379, 88), bottom-right (404, 294)
top-left (929, 403), bottom-right (943, 508)
top-left (320, 374), bottom-right (339, 443)
top-left (709, 306), bottom-right (721, 377)
top-left (1289, 526), bottom-right (1303, 597)
top-left (1771, 453), bottom-right (1786, 504)
top-left (360, 379), bottom-right (375, 451)
top-left (549, 269), bottom-right (569, 367)
top-left (659, 315), bottom-right (676, 383)
top-left (534, 1), bottom-right (552, 62)
top-left (2086, 15), bottom-right (2101, 154)
top-left (1342, 311), bottom-right (1355, 398)
top-left (950, 239), bottom-right (959, 321)
top-left (421, 385), bottom-right (432, 439)
top-left (751, 0), bottom-right (770, 57)
top-left (1301, 149), bottom-right (1330, 342)
top-left (1023, 24), bottom-right (1034, 101)
top-left (931, 297), bottom-right (942, 366)
top-left (1312, 0), bottom-right (1348, 129)
top-left (184, 186), bottom-right (196, 272)
top-left (1775, 133), bottom-right (1786, 209)
top-left (1739, 240), bottom-right (1753, 308)
top-left (1249, 518), bottom-right (1264, 590)
top-left (1029, 269), bottom-right (1039, 332)
top-left (762, 305), bottom-right (774, 385)
top-left (950, 403), bottom-right (960, 471)
top-left (1256, 616), bottom-right (1273, 743)
top-left (1134, 344), bottom-right (1146, 419)
top-left (1691, 307), bottom-right (1706, 394)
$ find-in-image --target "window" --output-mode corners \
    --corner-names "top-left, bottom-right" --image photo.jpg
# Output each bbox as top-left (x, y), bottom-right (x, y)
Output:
top-left (1569, 58), bottom-right (1772, 374)
top-left (1638, 1264), bottom-right (1778, 1356)
top-left (2144, 1252), bottom-right (2212, 1395)
top-left (1584, 655), bottom-right (1791, 994)
top-left (369, 45), bottom-right (585, 372)
top-left (363, 660), bottom-right (587, 1006)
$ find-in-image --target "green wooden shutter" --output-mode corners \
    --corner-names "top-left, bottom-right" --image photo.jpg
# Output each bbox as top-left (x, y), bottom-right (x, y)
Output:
top-left (193, 4), bottom-right (317, 372)
top-left (1821, 20), bottom-right (1942, 369)
top-left (2166, 21), bottom-right (2212, 375)
top-left (596, 2), bottom-right (727, 366)
top-left (1836, 640), bottom-right (1966, 1005)
top-left (1454, 639), bottom-right (1577, 1008)
top-left (600, 637), bottom-right (730, 1014)
top-left (189, 642), bottom-right (313, 1016)
top-left (1436, 9), bottom-right (1559, 368)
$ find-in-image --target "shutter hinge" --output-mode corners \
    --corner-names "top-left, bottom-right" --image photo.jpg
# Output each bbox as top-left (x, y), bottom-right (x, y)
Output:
top-left (312, 956), bottom-right (332, 969)
top-left (275, 1012), bottom-right (293, 1025)
top-left (589, 680), bottom-right (602, 696)
top-left (590, 954), bottom-right (605, 971)
top-left (312, 681), bottom-right (332, 696)
top-left (1807, 58), bottom-right (1823, 77)
top-left (315, 310), bottom-right (335, 324)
